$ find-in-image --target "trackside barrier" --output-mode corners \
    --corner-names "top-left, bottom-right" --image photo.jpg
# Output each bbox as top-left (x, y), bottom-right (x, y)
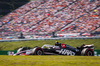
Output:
top-left (94, 50), bottom-right (100, 56)
top-left (0, 50), bottom-right (100, 56)
top-left (0, 36), bottom-right (100, 42)
top-left (0, 50), bottom-right (17, 55)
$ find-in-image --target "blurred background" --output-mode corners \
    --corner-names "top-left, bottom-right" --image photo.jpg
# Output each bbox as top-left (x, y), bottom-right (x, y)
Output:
top-left (0, 0), bottom-right (100, 40)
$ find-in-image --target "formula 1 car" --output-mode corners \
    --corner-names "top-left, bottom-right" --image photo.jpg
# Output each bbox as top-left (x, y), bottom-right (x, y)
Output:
top-left (13, 42), bottom-right (94, 56)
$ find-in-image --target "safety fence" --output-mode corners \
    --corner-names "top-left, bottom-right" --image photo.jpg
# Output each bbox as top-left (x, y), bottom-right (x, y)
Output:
top-left (0, 36), bottom-right (100, 42)
top-left (0, 50), bottom-right (100, 56)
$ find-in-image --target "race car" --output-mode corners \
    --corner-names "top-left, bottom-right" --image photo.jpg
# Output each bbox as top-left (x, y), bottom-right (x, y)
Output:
top-left (13, 42), bottom-right (94, 56)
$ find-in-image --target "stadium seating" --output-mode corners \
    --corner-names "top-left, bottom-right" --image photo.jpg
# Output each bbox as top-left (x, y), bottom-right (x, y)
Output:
top-left (28, 0), bottom-right (99, 34)
top-left (0, 0), bottom-right (100, 38)
top-left (58, 7), bottom-right (100, 34)
top-left (0, 0), bottom-right (44, 26)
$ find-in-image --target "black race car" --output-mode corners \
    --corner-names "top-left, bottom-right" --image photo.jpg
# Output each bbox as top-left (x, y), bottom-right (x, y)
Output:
top-left (13, 42), bottom-right (94, 56)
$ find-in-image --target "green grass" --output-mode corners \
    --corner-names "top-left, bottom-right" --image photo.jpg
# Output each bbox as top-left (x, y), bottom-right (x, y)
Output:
top-left (0, 39), bottom-right (100, 66)
top-left (0, 55), bottom-right (100, 66)
top-left (0, 39), bottom-right (100, 50)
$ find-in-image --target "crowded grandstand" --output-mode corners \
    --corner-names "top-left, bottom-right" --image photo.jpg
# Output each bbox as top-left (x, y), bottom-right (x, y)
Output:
top-left (0, 0), bottom-right (100, 39)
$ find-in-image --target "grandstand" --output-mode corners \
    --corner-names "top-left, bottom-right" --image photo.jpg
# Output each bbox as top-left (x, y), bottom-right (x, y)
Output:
top-left (0, 0), bottom-right (100, 39)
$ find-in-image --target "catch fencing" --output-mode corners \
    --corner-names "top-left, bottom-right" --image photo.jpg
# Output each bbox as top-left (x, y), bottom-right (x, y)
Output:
top-left (0, 36), bottom-right (100, 42)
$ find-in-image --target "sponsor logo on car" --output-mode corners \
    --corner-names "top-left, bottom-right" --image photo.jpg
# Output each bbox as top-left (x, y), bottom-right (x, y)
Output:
top-left (56, 49), bottom-right (75, 56)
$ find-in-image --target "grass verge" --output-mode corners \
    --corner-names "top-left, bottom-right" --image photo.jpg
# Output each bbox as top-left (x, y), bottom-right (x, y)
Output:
top-left (0, 55), bottom-right (100, 66)
top-left (0, 39), bottom-right (100, 50)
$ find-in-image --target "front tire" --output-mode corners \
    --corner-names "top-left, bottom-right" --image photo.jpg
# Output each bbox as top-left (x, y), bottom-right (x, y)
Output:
top-left (32, 47), bottom-right (44, 55)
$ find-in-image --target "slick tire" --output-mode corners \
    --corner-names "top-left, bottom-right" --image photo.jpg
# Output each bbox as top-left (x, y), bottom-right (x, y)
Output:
top-left (81, 48), bottom-right (94, 56)
top-left (32, 47), bottom-right (44, 55)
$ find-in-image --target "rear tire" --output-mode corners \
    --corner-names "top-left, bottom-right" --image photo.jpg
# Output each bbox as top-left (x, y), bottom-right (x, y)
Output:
top-left (81, 48), bottom-right (94, 56)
